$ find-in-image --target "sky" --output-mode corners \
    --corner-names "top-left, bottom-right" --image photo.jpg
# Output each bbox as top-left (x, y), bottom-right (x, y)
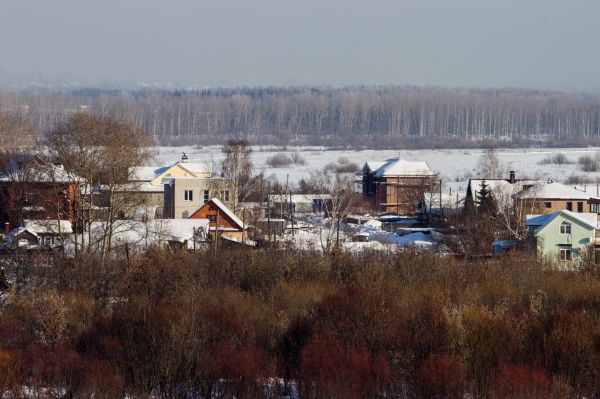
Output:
top-left (0, 0), bottom-right (598, 90)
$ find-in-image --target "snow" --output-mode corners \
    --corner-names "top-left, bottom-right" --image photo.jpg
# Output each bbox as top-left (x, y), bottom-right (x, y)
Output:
top-left (517, 182), bottom-right (597, 200)
top-left (371, 158), bottom-right (435, 177)
top-left (152, 147), bottom-right (600, 197)
top-left (24, 220), bottom-right (73, 235)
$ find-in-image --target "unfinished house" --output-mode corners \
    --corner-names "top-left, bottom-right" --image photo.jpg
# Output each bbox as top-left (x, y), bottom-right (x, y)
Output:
top-left (359, 158), bottom-right (437, 215)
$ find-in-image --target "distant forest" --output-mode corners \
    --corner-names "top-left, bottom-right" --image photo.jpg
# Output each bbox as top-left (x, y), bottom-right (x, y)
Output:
top-left (2, 86), bottom-right (600, 148)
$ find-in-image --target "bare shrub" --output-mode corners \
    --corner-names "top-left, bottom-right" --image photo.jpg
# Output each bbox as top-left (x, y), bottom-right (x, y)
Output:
top-left (564, 174), bottom-right (592, 185)
top-left (578, 153), bottom-right (600, 172)
top-left (266, 153), bottom-right (293, 168)
top-left (538, 153), bottom-right (573, 165)
top-left (290, 151), bottom-right (307, 165)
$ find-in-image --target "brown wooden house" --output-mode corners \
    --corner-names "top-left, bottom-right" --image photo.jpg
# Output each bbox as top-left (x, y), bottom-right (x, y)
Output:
top-left (189, 198), bottom-right (245, 240)
top-left (359, 158), bottom-right (437, 214)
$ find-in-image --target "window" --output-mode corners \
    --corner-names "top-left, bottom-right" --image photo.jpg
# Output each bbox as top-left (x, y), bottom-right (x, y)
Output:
top-left (560, 247), bottom-right (572, 261)
top-left (560, 221), bottom-right (571, 235)
top-left (203, 190), bottom-right (210, 203)
top-left (593, 203), bottom-right (600, 214)
top-left (208, 215), bottom-right (216, 222)
top-left (222, 190), bottom-right (230, 202)
top-left (566, 202), bottom-right (573, 211)
top-left (544, 201), bottom-right (552, 209)
top-left (25, 192), bottom-right (37, 205)
top-left (577, 202), bottom-right (584, 212)
top-left (184, 190), bottom-right (193, 202)
top-left (182, 210), bottom-right (189, 219)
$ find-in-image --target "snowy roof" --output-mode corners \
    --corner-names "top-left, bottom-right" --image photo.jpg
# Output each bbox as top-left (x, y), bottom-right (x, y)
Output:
top-left (88, 219), bottom-right (209, 248)
top-left (178, 162), bottom-right (212, 175)
top-left (130, 166), bottom-right (170, 181)
top-left (0, 163), bottom-right (81, 184)
top-left (208, 198), bottom-right (245, 229)
top-left (9, 227), bottom-right (37, 238)
top-left (130, 161), bottom-right (212, 182)
top-left (364, 162), bottom-right (386, 173)
top-left (24, 220), bottom-right (73, 235)
top-left (526, 210), bottom-right (598, 234)
top-left (517, 182), bottom-right (597, 200)
top-left (370, 158), bottom-right (435, 177)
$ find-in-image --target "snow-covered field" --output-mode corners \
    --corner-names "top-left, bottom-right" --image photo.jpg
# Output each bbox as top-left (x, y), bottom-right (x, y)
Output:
top-left (154, 146), bottom-right (600, 197)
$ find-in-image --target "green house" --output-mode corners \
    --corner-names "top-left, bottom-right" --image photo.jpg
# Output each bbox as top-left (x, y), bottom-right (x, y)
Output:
top-left (526, 210), bottom-right (597, 267)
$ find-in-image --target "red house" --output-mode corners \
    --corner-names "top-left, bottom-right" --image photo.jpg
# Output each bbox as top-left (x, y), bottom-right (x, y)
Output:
top-left (0, 161), bottom-right (79, 228)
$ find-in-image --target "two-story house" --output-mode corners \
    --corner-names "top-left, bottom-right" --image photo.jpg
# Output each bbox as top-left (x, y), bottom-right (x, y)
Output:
top-left (359, 158), bottom-right (437, 214)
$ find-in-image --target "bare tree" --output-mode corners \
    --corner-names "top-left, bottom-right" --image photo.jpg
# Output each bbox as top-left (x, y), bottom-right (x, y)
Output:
top-left (220, 139), bottom-right (254, 211)
top-left (47, 113), bottom-right (152, 262)
top-left (477, 148), bottom-right (504, 179)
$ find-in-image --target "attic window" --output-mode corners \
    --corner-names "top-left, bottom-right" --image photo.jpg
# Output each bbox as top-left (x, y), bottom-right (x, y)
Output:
top-left (544, 202), bottom-right (551, 209)
top-left (560, 221), bottom-right (571, 235)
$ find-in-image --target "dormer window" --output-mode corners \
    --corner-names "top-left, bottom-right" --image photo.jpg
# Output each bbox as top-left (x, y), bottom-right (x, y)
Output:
top-left (560, 221), bottom-right (571, 235)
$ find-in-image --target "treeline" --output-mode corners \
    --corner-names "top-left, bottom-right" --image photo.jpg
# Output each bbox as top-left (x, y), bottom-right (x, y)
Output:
top-left (2, 86), bottom-right (600, 147)
top-left (1, 248), bottom-right (600, 397)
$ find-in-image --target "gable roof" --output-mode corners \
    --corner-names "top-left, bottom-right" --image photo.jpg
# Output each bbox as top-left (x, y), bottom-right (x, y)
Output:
top-left (526, 210), bottom-right (598, 235)
top-left (517, 182), bottom-right (596, 200)
top-left (24, 220), bottom-right (73, 235)
top-left (130, 161), bottom-right (212, 186)
top-left (192, 198), bottom-right (245, 230)
top-left (467, 179), bottom-right (541, 206)
top-left (371, 158), bottom-right (435, 177)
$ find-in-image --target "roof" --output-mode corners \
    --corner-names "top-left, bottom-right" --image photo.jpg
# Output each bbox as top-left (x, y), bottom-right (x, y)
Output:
top-left (369, 158), bottom-right (435, 177)
top-left (178, 162), bottom-right (212, 175)
top-left (207, 198), bottom-right (245, 229)
top-left (526, 210), bottom-right (598, 235)
top-left (364, 162), bottom-right (386, 173)
top-left (130, 161), bottom-right (212, 184)
top-left (9, 227), bottom-right (37, 238)
top-left (0, 163), bottom-right (81, 184)
top-left (130, 166), bottom-right (170, 181)
top-left (468, 179), bottom-right (541, 204)
top-left (517, 182), bottom-right (597, 200)
top-left (24, 220), bottom-right (73, 235)
top-left (87, 219), bottom-right (210, 248)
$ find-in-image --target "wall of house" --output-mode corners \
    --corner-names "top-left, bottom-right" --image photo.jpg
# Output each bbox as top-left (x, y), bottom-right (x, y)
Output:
top-left (190, 202), bottom-right (243, 239)
top-left (0, 182), bottom-right (76, 226)
top-left (167, 178), bottom-right (234, 219)
top-left (373, 176), bottom-right (434, 214)
top-left (517, 198), bottom-right (595, 218)
top-left (535, 215), bottom-right (594, 267)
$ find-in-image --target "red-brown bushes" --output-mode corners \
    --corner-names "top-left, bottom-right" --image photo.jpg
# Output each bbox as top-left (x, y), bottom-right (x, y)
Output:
top-left (415, 354), bottom-right (466, 399)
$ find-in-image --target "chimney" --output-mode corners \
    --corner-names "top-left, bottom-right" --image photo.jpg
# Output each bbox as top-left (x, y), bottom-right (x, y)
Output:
top-left (3, 222), bottom-right (9, 236)
top-left (181, 152), bottom-right (188, 163)
top-left (509, 170), bottom-right (516, 184)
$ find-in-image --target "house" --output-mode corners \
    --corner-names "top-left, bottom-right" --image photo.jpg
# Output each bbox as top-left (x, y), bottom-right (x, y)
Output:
top-left (123, 154), bottom-right (214, 218)
top-left (24, 219), bottom-right (73, 248)
top-left (85, 218), bottom-right (210, 253)
top-left (515, 182), bottom-right (600, 216)
top-left (189, 198), bottom-right (245, 240)
top-left (163, 176), bottom-right (234, 219)
top-left (465, 171), bottom-right (539, 209)
top-left (5, 227), bottom-right (40, 250)
top-left (266, 194), bottom-right (333, 216)
top-left (0, 160), bottom-right (79, 227)
top-left (526, 210), bottom-right (597, 266)
top-left (358, 158), bottom-right (437, 214)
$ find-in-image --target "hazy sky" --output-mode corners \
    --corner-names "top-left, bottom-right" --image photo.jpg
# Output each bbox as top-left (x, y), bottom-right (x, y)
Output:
top-left (1, 0), bottom-right (598, 90)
